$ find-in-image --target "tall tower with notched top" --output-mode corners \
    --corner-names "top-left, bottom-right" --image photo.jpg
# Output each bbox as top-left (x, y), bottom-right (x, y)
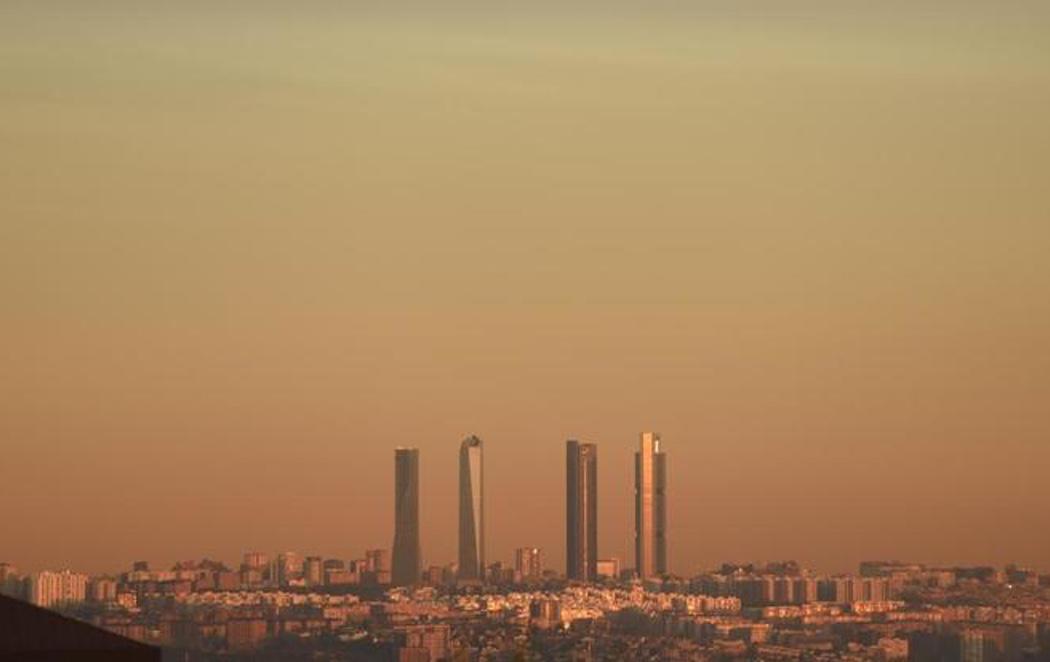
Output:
top-left (458, 435), bottom-right (484, 581)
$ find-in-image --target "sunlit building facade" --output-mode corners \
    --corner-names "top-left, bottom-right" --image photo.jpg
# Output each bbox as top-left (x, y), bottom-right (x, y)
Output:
top-left (28, 570), bottom-right (87, 608)
top-left (303, 556), bottom-right (323, 587)
top-left (515, 547), bottom-right (543, 581)
top-left (634, 431), bottom-right (667, 578)
top-left (365, 548), bottom-right (391, 585)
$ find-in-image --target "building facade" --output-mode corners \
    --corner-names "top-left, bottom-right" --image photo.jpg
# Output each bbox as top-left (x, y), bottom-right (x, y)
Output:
top-left (0, 563), bottom-right (20, 599)
top-left (87, 576), bottom-right (118, 603)
top-left (597, 558), bottom-right (621, 579)
top-left (634, 431), bottom-right (667, 578)
top-left (458, 435), bottom-right (485, 581)
top-left (365, 549), bottom-right (391, 585)
top-left (515, 547), bottom-right (543, 582)
top-left (241, 552), bottom-right (268, 571)
top-left (566, 439), bottom-right (598, 582)
top-left (394, 624), bottom-right (451, 661)
top-left (273, 552), bottom-right (301, 587)
top-left (303, 557), bottom-right (323, 587)
top-left (392, 447), bottom-right (421, 586)
top-left (28, 570), bottom-right (88, 608)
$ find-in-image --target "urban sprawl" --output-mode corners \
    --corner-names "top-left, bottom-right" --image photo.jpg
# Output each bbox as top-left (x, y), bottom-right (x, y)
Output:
top-left (4, 434), bottom-right (1049, 661)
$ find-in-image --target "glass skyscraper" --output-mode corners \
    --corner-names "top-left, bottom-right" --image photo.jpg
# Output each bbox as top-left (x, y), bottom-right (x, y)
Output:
top-left (635, 432), bottom-right (667, 579)
top-left (392, 447), bottom-right (421, 586)
top-left (566, 439), bottom-right (598, 582)
top-left (457, 435), bottom-right (484, 581)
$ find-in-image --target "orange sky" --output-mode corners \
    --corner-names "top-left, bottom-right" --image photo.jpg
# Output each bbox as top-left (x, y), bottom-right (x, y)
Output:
top-left (2, 2), bottom-right (1049, 576)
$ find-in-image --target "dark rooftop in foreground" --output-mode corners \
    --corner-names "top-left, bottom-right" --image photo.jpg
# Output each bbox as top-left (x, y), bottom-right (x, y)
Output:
top-left (0, 593), bottom-right (161, 662)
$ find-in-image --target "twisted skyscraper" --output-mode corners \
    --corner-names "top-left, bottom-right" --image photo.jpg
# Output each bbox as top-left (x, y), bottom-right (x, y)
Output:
top-left (392, 448), bottom-right (421, 586)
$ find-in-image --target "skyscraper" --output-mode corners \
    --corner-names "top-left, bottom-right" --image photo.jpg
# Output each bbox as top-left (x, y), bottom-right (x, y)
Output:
top-left (392, 447), bottom-right (421, 586)
top-left (566, 439), bottom-right (598, 582)
top-left (635, 431), bottom-right (667, 578)
top-left (458, 435), bottom-right (484, 581)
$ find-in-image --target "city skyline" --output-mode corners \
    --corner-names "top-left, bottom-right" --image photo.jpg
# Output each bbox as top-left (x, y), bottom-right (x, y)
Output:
top-left (3, 1), bottom-right (1049, 579)
top-left (4, 553), bottom-right (1041, 593)
top-left (3, 2), bottom-right (1049, 659)
top-left (3, 425), bottom-right (1049, 576)
top-left (5, 554), bottom-right (1047, 660)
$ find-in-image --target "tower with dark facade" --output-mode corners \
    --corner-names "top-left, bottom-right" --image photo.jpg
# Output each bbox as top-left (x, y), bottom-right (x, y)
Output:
top-left (392, 448), bottom-right (421, 586)
top-left (458, 435), bottom-right (484, 581)
top-left (566, 439), bottom-right (598, 581)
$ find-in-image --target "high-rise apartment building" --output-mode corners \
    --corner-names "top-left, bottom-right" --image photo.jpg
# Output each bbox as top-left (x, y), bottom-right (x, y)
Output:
top-left (458, 436), bottom-right (485, 581)
top-left (365, 549), bottom-right (391, 585)
top-left (274, 552), bottom-right (301, 586)
top-left (634, 431), bottom-right (667, 578)
top-left (87, 576), bottom-right (118, 603)
top-left (322, 559), bottom-right (346, 586)
top-left (392, 447), bottom-right (421, 586)
top-left (303, 557), bottom-right (323, 587)
top-left (515, 547), bottom-right (543, 582)
top-left (241, 552), bottom-right (268, 572)
top-left (566, 439), bottom-right (598, 582)
top-left (394, 624), bottom-right (451, 662)
top-left (28, 570), bottom-right (88, 608)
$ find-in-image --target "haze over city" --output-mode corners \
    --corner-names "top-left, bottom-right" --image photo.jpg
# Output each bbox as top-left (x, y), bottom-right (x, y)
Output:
top-left (3, 0), bottom-right (1049, 582)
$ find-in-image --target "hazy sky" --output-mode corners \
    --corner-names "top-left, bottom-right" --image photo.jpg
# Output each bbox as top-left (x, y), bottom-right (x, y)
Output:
top-left (2, 2), bottom-right (1049, 576)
